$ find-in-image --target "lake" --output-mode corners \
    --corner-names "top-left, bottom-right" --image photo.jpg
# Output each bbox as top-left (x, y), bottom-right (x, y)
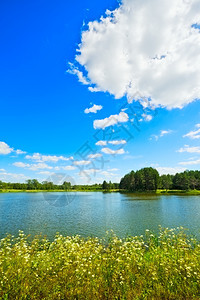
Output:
top-left (0, 192), bottom-right (200, 240)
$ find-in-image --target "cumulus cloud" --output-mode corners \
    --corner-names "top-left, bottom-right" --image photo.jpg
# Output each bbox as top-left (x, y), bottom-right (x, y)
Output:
top-left (16, 149), bottom-right (27, 154)
top-left (88, 153), bottom-right (102, 159)
top-left (101, 147), bottom-right (125, 155)
top-left (37, 171), bottom-right (54, 176)
top-left (0, 141), bottom-right (26, 155)
top-left (0, 172), bottom-right (28, 183)
top-left (79, 168), bottom-right (100, 176)
top-left (156, 166), bottom-right (186, 175)
top-left (78, 168), bottom-right (119, 182)
top-left (25, 153), bottom-right (73, 163)
top-left (93, 112), bottom-right (129, 129)
top-left (179, 159), bottom-right (200, 165)
top-left (183, 124), bottom-right (200, 139)
top-left (141, 114), bottom-right (153, 122)
top-left (0, 168), bottom-right (6, 172)
top-left (108, 139), bottom-right (127, 145)
top-left (95, 139), bottom-right (127, 146)
top-left (73, 160), bottom-right (91, 166)
top-left (84, 104), bottom-right (103, 114)
top-left (177, 145), bottom-right (200, 153)
top-left (99, 171), bottom-right (116, 177)
top-left (61, 165), bottom-right (76, 170)
top-left (72, 0), bottom-right (200, 109)
top-left (0, 142), bottom-right (14, 155)
top-left (13, 162), bottom-right (53, 171)
top-left (96, 141), bottom-right (107, 146)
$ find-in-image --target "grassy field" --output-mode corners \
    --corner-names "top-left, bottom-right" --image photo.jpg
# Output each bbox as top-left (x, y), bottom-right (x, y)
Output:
top-left (0, 228), bottom-right (200, 299)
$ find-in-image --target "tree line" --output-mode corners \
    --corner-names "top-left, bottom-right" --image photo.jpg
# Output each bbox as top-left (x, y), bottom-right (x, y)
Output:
top-left (0, 179), bottom-right (119, 191)
top-left (0, 168), bottom-right (200, 191)
top-left (119, 168), bottom-right (200, 191)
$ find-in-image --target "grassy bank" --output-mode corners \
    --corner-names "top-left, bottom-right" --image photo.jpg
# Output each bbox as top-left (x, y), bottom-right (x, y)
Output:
top-left (0, 189), bottom-right (120, 193)
top-left (0, 189), bottom-right (200, 195)
top-left (156, 189), bottom-right (200, 195)
top-left (1, 228), bottom-right (200, 299)
top-left (0, 189), bottom-right (74, 193)
top-left (119, 189), bottom-right (200, 195)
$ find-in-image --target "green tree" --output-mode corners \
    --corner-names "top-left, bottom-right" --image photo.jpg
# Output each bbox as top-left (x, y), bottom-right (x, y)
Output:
top-left (173, 172), bottom-right (189, 190)
top-left (63, 181), bottom-right (71, 190)
top-left (159, 175), bottom-right (173, 190)
top-left (102, 180), bottom-right (109, 190)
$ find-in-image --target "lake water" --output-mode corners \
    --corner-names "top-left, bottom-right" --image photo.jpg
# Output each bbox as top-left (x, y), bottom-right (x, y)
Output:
top-left (0, 192), bottom-right (200, 240)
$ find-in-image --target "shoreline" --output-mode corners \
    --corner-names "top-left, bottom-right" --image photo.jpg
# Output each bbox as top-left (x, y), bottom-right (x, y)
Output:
top-left (0, 189), bottom-right (200, 195)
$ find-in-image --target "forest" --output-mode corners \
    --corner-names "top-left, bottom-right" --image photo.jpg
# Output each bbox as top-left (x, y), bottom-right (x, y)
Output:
top-left (119, 168), bottom-right (200, 191)
top-left (0, 168), bottom-right (200, 191)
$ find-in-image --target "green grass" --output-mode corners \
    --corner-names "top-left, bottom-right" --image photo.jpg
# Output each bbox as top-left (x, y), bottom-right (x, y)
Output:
top-left (0, 189), bottom-right (73, 193)
top-left (0, 189), bottom-right (120, 193)
top-left (1, 189), bottom-right (200, 194)
top-left (156, 189), bottom-right (200, 195)
top-left (1, 228), bottom-right (200, 299)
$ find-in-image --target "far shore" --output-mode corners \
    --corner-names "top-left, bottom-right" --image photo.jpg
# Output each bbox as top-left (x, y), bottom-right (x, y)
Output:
top-left (0, 189), bottom-right (200, 195)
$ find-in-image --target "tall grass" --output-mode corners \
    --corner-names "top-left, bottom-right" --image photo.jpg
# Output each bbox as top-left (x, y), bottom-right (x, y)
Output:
top-left (0, 227), bottom-right (200, 299)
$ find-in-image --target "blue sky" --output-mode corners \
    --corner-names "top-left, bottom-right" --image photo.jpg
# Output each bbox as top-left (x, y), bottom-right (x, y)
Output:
top-left (0, 0), bottom-right (200, 184)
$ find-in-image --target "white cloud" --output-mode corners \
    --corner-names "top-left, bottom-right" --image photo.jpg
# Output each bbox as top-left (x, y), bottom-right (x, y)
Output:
top-left (79, 168), bottom-right (100, 175)
top-left (108, 168), bottom-right (119, 171)
top-left (13, 162), bottom-right (28, 168)
top-left (73, 0), bottom-right (200, 109)
top-left (0, 141), bottom-right (26, 155)
top-left (183, 124), bottom-right (200, 139)
top-left (67, 62), bottom-right (90, 85)
top-left (177, 145), bottom-right (200, 153)
top-left (73, 160), bottom-right (91, 166)
top-left (150, 130), bottom-right (173, 141)
top-left (0, 168), bottom-right (5, 172)
top-left (156, 166), bottom-right (186, 175)
top-left (61, 166), bottom-right (76, 170)
top-left (25, 153), bottom-right (73, 163)
top-left (88, 153), bottom-right (102, 159)
top-left (93, 112), bottom-right (129, 129)
top-left (84, 104), bottom-right (103, 114)
top-left (0, 142), bottom-right (14, 155)
top-left (179, 159), bottom-right (200, 165)
top-left (27, 163), bottom-right (53, 171)
top-left (13, 162), bottom-right (53, 171)
top-left (141, 114), bottom-right (153, 122)
top-left (37, 171), bottom-right (54, 176)
top-left (99, 171), bottom-right (116, 177)
top-left (0, 172), bottom-right (28, 183)
top-left (96, 140), bottom-right (107, 146)
top-left (80, 168), bottom-right (117, 177)
top-left (108, 139), bottom-right (127, 145)
top-left (96, 139), bottom-right (126, 146)
top-left (101, 147), bottom-right (125, 155)
top-left (160, 130), bottom-right (173, 137)
top-left (16, 149), bottom-right (26, 155)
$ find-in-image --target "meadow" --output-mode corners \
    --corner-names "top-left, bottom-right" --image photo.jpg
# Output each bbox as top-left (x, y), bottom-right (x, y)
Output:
top-left (0, 227), bottom-right (200, 299)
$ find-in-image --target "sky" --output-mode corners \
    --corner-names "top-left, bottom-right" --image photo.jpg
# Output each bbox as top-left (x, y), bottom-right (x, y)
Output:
top-left (0, 0), bottom-right (200, 184)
